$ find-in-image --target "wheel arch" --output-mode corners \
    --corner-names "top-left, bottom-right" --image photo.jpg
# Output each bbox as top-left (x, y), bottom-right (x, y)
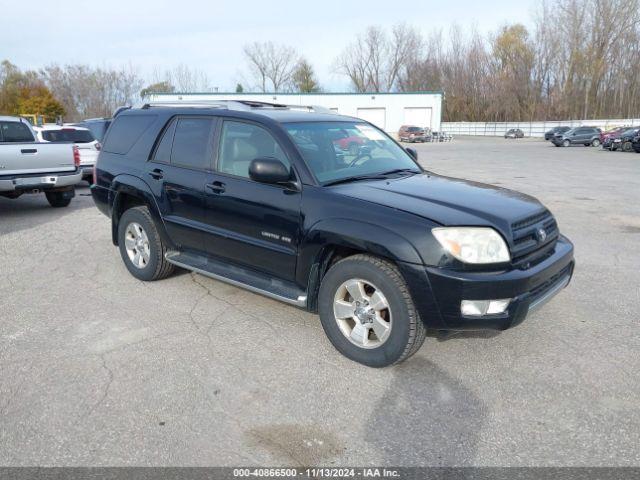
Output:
top-left (110, 175), bottom-right (173, 248)
top-left (298, 219), bottom-right (423, 312)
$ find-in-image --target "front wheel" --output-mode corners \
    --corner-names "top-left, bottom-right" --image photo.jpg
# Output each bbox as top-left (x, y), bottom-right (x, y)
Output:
top-left (45, 191), bottom-right (71, 208)
top-left (318, 254), bottom-right (426, 367)
top-left (562, 139), bottom-right (571, 147)
top-left (623, 141), bottom-right (633, 152)
top-left (118, 206), bottom-right (175, 281)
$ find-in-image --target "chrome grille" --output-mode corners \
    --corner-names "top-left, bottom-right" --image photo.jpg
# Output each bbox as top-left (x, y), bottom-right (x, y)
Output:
top-left (511, 210), bottom-right (559, 268)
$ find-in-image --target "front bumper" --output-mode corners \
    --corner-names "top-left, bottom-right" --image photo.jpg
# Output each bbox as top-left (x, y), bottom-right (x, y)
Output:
top-left (420, 235), bottom-right (575, 330)
top-left (0, 169), bottom-right (82, 193)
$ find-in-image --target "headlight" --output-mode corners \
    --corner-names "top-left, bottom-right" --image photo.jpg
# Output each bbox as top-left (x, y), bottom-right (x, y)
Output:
top-left (432, 227), bottom-right (510, 264)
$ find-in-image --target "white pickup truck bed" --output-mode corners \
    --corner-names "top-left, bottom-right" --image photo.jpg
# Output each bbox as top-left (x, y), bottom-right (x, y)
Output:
top-left (0, 116), bottom-right (82, 207)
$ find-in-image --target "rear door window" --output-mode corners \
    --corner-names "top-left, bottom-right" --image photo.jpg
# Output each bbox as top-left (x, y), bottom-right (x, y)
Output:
top-left (152, 119), bottom-right (177, 164)
top-left (0, 121), bottom-right (34, 142)
top-left (170, 117), bottom-right (216, 170)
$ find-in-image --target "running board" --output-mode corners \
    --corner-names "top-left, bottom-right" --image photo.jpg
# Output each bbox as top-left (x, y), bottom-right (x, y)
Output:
top-left (165, 251), bottom-right (307, 307)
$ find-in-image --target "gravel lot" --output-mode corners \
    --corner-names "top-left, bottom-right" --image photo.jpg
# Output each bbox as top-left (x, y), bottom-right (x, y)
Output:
top-left (1, 137), bottom-right (638, 467)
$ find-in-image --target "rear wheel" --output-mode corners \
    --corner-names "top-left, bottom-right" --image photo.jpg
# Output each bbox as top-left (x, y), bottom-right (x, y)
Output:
top-left (591, 139), bottom-right (601, 147)
top-left (118, 206), bottom-right (175, 281)
top-left (318, 254), bottom-right (426, 367)
top-left (45, 191), bottom-right (71, 208)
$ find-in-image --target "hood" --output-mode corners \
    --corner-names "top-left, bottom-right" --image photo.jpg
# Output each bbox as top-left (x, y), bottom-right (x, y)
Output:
top-left (330, 173), bottom-right (545, 237)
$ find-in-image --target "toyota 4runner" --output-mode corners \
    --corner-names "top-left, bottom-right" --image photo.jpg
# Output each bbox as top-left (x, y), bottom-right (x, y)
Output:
top-left (91, 101), bottom-right (575, 367)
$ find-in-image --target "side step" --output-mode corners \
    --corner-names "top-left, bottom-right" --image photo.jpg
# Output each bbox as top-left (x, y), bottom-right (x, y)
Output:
top-left (165, 251), bottom-right (308, 308)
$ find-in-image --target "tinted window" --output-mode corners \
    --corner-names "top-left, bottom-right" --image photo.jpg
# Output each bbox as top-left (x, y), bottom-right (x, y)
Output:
top-left (218, 121), bottom-right (289, 178)
top-left (103, 114), bottom-right (156, 154)
top-left (42, 129), bottom-right (94, 143)
top-left (78, 120), bottom-right (111, 142)
top-left (152, 119), bottom-right (177, 164)
top-left (170, 117), bottom-right (214, 170)
top-left (0, 121), bottom-right (34, 142)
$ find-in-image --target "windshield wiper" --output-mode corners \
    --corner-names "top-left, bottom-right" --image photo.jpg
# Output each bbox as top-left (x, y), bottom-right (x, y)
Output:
top-left (323, 169), bottom-right (420, 187)
top-left (323, 174), bottom-right (390, 186)
top-left (378, 168), bottom-right (421, 177)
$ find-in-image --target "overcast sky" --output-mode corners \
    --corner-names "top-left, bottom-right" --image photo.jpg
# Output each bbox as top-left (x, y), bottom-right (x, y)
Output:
top-left (2, 0), bottom-right (536, 91)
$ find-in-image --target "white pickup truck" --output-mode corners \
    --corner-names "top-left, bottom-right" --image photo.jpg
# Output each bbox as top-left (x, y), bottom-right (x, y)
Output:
top-left (0, 116), bottom-right (82, 207)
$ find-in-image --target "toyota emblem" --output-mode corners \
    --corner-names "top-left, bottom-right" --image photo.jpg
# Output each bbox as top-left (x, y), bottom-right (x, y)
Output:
top-left (537, 227), bottom-right (547, 242)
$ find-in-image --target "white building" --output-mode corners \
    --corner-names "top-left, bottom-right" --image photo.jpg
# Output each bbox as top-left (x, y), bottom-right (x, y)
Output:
top-left (144, 92), bottom-right (443, 135)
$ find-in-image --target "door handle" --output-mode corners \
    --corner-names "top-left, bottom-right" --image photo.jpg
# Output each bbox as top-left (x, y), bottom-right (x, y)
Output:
top-left (21, 148), bottom-right (37, 154)
top-left (205, 181), bottom-right (226, 194)
top-left (148, 169), bottom-right (164, 180)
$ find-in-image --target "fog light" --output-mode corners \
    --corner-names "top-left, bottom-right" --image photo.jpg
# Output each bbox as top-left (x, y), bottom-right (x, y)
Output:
top-left (461, 299), bottom-right (511, 316)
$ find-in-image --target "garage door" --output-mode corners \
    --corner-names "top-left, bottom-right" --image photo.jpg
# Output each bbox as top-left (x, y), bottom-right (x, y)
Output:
top-left (356, 108), bottom-right (386, 130)
top-left (403, 107), bottom-right (432, 129)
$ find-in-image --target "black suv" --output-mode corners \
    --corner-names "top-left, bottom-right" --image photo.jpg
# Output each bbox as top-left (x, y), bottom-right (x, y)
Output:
top-left (91, 101), bottom-right (575, 367)
top-left (544, 126), bottom-right (570, 141)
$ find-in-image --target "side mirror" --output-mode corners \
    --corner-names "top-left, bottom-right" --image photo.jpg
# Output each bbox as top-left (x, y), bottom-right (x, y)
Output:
top-left (406, 147), bottom-right (418, 161)
top-left (249, 157), bottom-right (291, 185)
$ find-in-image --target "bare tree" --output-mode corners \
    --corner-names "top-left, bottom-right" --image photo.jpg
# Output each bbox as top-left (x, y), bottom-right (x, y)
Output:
top-left (243, 42), bottom-right (298, 92)
top-left (41, 63), bottom-right (143, 121)
top-left (335, 24), bottom-right (422, 92)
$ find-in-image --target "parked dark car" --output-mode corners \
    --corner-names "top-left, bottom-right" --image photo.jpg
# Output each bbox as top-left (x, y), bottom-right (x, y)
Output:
top-left (505, 128), bottom-right (524, 139)
top-left (601, 127), bottom-right (629, 150)
top-left (631, 133), bottom-right (640, 153)
top-left (91, 101), bottom-right (575, 367)
top-left (544, 126), bottom-right (570, 141)
top-left (398, 125), bottom-right (427, 143)
top-left (551, 127), bottom-right (601, 147)
top-left (72, 118), bottom-right (112, 143)
top-left (611, 127), bottom-right (640, 152)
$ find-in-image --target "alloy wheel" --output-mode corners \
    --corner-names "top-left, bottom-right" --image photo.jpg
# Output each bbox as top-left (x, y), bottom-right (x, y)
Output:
top-left (333, 279), bottom-right (392, 349)
top-left (124, 222), bottom-right (151, 269)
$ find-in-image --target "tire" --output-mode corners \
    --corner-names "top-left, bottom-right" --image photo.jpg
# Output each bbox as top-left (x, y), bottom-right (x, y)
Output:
top-left (117, 206), bottom-right (175, 281)
top-left (318, 254), bottom-right (427, 367)
top-left (591, 139), bottom-right (600, 147)
top-left (623, 141), bottom-right (632, 152)
top-left (45, 191), bottom-right (71, 208)
top-left (562, 139), bottom-right (571, 147)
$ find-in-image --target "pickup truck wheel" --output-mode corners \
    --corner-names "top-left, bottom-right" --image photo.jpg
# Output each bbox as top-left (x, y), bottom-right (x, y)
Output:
top-left (318, 254), bottom-right (426, 367)
top-left (45, 192), bottom-right (71, 208)
top-left (118, 206), bottom-right (174, 281)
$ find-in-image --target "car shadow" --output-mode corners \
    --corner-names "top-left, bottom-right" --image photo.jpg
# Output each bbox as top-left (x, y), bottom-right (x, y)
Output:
top-left (0, 184), bottom-right (94, 237)
top-left (364, 356), bottom-right (486, 466)
top-left (429, 329), bottom-right (502, 342)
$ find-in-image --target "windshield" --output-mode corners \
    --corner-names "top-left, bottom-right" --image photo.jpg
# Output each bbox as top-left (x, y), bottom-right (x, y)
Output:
top-left (42, 129), bottom-right (95, 143)
top-left (284, 121), bottom-right (421, 184)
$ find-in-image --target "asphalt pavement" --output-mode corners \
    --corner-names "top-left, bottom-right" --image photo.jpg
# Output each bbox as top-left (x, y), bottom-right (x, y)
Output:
top-left (0, 137), bottom-right (638, 466)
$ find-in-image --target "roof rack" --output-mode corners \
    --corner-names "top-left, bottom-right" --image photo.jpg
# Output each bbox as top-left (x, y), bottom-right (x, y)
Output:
top-left (139, 99), bottom-right (331, 114)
